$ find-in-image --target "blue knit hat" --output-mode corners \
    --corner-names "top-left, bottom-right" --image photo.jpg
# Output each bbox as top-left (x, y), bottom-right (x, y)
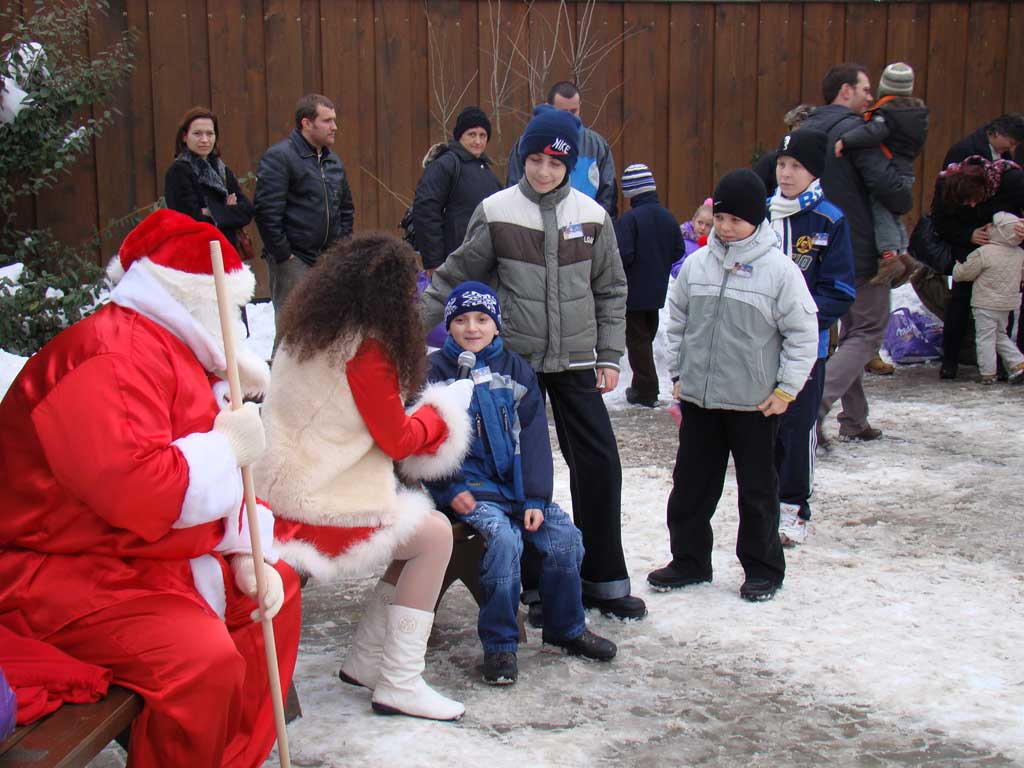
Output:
top-left (518, 106), bottom-right (579, 173)
top-left (444, 281), bottom-right (502, 331)
top-left (622, 163), bottom-right (656, 198)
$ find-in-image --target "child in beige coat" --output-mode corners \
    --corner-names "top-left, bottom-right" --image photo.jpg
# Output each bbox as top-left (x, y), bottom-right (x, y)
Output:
top-left (951, 211), bottom-right (1024, 384)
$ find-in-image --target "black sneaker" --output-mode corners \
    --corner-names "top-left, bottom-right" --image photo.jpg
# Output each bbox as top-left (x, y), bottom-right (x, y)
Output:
top-left (482, 651), bottom-right (518, 685)
top-left (543, 628), bottom-right (617, 661)
top-left (625, 387), bottom-right (658, 408)
top-left (739, 578), bottom-right (780, 602)
top-left (527, 602), bottom-right (543, 629)
top-left (647, 562), bottom-right (712, 592)
top-left (581, 593), bottom-right (648, 620)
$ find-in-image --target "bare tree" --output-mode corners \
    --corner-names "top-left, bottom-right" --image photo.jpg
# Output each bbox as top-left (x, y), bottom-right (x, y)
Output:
top-left (425, 0), bottom-right (479, 140)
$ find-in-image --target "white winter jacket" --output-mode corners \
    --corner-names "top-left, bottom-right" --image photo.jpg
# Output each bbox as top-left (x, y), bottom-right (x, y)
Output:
top-left (952, 212), bottom-right (1024, 311)
top-left (666, 222), bottom-right (819, 411)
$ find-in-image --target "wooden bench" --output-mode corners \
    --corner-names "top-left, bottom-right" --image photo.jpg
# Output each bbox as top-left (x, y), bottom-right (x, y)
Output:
top-left (0, 686), bottom-right (140, 768)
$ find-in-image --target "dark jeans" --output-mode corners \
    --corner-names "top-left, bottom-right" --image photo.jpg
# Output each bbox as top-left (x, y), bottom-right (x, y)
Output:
top-left (942, 279), bottom-right (974, 371)
top-left (463, 501), bottom-right (584, 652)
top-left (625, 309), bottom-right (660, 399)
top-left (522, 369), bottom-right (631, 602)
top-left (775, 358), bottom-right (826, 520)
top-left (666, 402), bottom-right (785, 585)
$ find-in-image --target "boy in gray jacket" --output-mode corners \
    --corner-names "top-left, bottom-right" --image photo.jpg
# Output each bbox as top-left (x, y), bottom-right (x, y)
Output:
top-left (648, 169), bottom-right (819, 602)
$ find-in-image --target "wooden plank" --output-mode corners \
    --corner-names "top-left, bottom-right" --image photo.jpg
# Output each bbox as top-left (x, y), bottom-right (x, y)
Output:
top-left (476, 0), bottom-right (532, 169)
top-left (578, 0), bottom-right (624, 206)
top-left (710, 2), bottom-right (758, 183)
top-left (124, 0), bottom-right (158, 211)
top-left (264, 0), bottom-right (308, 144)
top-left (921, 1), bottom-right (968, 211)
top-left (301, 0), bottom-right (323, 94)
top-left (756, 3), bottom-right (803, 162)
top-left (962, 1), bottom-right (1009, 136)
top-left (424, 0), bottom-right (480, 142)
top-left (148, 2), bottom-right (201, 174)
top-left (843, 2), bottom-right (887, 84)
top-left (800, 3), bottom-right (844, 105)
top-left (667, 2), bottom-right (713, 219)
top-left (528, 0), bottom-right (575, 105)
top-left (186, 0), bottom-right (210, 108)
top-left (1006, 3), bottom-right (1024, 114)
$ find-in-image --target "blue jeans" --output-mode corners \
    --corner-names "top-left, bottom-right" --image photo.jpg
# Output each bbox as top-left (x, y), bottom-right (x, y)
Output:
top-left (461, 501), bottom-right (585, 653)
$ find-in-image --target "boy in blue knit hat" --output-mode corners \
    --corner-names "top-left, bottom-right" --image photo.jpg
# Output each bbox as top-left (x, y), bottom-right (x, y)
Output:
top-left (425, 281), bottom-right (617, 686)
top-left (422, 107), bottom-right (646, 623)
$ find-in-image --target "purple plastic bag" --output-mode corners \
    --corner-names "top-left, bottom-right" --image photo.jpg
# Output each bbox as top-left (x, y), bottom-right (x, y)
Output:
top-left (883, 307), bottom-right (943, 363)
top-left (0, 665), bottom-right (15, 740)
top-left (417, 271), bottom-right (448, 348)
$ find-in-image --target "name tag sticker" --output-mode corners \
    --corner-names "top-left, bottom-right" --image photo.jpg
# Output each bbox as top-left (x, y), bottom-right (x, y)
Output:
top-left (471, 366), bottom-right (493, 384)
top-left (732, 263), bottom-right (754, 278)
top-left (812, 232), bottom-right (829, 246)
top-left (563, 223), bottom-right (583, 240)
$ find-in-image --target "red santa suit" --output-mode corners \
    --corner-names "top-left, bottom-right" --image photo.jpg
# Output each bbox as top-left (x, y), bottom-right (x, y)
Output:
top-left (258, 336), bottom-right (471, 576)
top-left (0, 210), bottom-right (300, 768)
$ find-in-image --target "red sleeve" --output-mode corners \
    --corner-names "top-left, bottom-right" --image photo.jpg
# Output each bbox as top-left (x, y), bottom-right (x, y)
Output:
top-left (346, 339), bottom-right (449, 460)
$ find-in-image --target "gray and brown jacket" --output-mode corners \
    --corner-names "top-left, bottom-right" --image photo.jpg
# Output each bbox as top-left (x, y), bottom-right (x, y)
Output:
top-left (422, 177), bottom-right (626, 373)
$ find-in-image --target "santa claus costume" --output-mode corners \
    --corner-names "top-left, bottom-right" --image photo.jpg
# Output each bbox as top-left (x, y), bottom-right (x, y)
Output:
top-left (0, 210), bottom-right (300, 767)
top-left (256, 231), bottom-right (473, 721)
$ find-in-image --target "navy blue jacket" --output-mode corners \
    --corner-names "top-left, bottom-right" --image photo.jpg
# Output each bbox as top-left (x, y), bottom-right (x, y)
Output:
top-left (767, 192), bottom-right (857, 358)
top-left (425, 336), bottom-right (553, 512)
top-left (614, 191), bottom-right (685, 311)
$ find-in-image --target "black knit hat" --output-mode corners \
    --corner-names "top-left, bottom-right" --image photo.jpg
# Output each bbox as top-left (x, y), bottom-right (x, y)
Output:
top-left (453, 106), bottom-right (491, 141)
top-left (712, 169), bottom-right (767, 227)
top-left (776, 128), bottom-right (828, 179)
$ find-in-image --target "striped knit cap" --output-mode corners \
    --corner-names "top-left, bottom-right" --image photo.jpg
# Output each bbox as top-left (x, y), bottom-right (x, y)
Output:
top-left (621, 163), bottom-right (656, 198)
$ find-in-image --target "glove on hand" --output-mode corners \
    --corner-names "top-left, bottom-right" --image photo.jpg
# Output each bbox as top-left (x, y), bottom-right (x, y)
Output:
top-left (231, 554), bottom-right (284, 621)
top-left (446, 378), bottom-right (475, 411)
top-left (214, 402), bottom-right (266, 467)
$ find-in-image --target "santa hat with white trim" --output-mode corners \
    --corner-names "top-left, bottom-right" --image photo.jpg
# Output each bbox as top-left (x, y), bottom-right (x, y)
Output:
top-left (108, 208), bottom-right (255, 310)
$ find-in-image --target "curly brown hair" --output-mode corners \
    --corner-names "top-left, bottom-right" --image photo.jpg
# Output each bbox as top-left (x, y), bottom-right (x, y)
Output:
top-left (939, 162), bottom-right (989, 207)
top-left (277, 233), bottom-right (426, 393)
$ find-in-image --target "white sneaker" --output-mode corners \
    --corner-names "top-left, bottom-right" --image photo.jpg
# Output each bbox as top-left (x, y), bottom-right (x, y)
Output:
top-left (779, 504), bottom-right (807, 546)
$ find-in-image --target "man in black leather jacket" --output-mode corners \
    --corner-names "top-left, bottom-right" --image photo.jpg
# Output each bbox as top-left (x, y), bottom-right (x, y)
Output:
top-left (255, 94), bottom-right (354, 342)
top-left (802, 63), bottom-right (914, 442)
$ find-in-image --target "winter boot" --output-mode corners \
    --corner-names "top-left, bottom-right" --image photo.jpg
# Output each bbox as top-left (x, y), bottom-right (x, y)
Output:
top-left (339, 580), bottom-right (395, 690)
top-left (371, 605), bottom-right (464, 721)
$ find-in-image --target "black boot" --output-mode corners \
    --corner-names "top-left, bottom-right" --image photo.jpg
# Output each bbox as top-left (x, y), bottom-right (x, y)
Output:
top-left (543, 629), bottom-right (617, 661)
top-left (581, 594), bottom-right (647, 620)
top-left (739, 578), bottom-right (781, 602)
top-left (482, 651), bottom-right (518, 685)
top-left (647, 561), bottom-right (712, 592)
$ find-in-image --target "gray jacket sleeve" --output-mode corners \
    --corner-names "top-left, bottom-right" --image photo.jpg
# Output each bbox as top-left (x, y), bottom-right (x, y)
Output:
top-left (774, 261), bottom-right (820, 398)
top-left (421, 203), bottom-right (496, 331)
top-left (840, 114), bottom-right (891, 151)
top-left (847, 143), bottom-right (913, 215)
top-left (591, 212), bottom-right (627, 368)
top-left (664, 266), bottom-right (690, 381)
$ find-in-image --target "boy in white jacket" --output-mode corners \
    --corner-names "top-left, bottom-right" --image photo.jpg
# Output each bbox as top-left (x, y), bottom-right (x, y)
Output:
top-left (951, 211), bottom-right (1024, 384)
top-left (648, 169), bottom-right (819, 602)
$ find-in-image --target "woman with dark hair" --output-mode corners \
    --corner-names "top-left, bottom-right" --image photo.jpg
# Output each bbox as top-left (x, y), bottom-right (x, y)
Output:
top-left (164, 107), bottom-right (254, 251)
top-left (255, 233), bottom-right (474, 722)
top-left (931, 155), bottom-right (1024, 378)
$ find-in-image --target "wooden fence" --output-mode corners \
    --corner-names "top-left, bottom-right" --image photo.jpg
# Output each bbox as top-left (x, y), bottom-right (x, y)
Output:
top-left (7, 1), bottom-right (1024, 288)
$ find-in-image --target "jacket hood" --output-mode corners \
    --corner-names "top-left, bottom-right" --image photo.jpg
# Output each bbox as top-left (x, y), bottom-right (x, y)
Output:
top-left (992, 212), bottom-right (1023, 247)
top-left (802, 104), bottom-right (857, 134)
top-left (707, 221), bottom-right (780, 266)
top-left (877, 102), bottom-right (929, 145)
top-left (424, 140), bottom-right (492, 168)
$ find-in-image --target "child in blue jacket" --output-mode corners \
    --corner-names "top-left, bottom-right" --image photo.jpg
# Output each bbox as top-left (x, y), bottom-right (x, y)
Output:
top-left (767, 129), bottom-right (856, 545)
top-left (425, 282), bottom-right (616, 685)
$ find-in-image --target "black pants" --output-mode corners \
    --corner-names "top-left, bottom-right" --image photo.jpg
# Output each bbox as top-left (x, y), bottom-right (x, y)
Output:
top-left (942, 279), bottom-right (974, 370)
top-left (522, 370), bottom-right (630, 601)
top-left (625, 309), bottom-right (660, 399)
top-left (775, 358), bottom-right (825, 520)
top-left (666, 402), bottom-right (785, 585)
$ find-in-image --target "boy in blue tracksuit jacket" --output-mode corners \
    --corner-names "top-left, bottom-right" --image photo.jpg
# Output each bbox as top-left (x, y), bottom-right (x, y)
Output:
top-left (425, 282), bottom-right (616, 686)
top-left (766, 129), bottom-right (856, 546)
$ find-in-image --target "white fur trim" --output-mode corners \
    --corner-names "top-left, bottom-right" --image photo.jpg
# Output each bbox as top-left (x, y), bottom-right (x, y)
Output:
top-left (275, 488), bottom-right (434, 581)
top-left (190, 554), bottom-right (226, 619)
top-left (171, 431), bottom-right (244, 529)
top-left (235, 347), bottom-right (271, 398)
top-left (142, 257), bottom-right (254, 311)
top-left (216, 501), bottom-right (279, 563)
top-left (398, 382), bottom-right (472, 481)
top-left (106, 254), bottom-right (125, 284)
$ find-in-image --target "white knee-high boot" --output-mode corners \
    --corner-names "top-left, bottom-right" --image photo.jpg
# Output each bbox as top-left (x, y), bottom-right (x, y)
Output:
top-left (371, 605), bottom-right (464, 721)
top-left (339, 580), bottom-right (395, 690)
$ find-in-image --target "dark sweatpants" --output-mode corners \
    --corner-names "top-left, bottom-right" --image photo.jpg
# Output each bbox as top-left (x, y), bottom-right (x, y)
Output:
top-left (775, 358), bottom-right (826, 520)
top-left (522, 369), bottom-right (631, 601)
top-left (625, 309), bottom-right (660, 399)
top-left (666, 401), bottom-right (785, 586)
top-left (942, 279), bottom-right (974, 371)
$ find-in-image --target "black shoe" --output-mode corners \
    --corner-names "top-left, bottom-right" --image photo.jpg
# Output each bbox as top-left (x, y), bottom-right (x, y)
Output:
top-left (840, 425), bottom-right (883, 441)
top-left (527, 602), bottom-right (543, 629)
top-left (625, 387), bottom-right (658, 408)
top-left (939, 364), bottom-right (957, 380)
top-left (647, 562), bottom-right (712, 592)
top-left (740, 578), bottom-right (780, 602)
top-left (543, 628), bottom-right (617, 661)
top-left (482, 651), bottom-right (518, 685)
top-left (581, 593), bottom-right (648, 620)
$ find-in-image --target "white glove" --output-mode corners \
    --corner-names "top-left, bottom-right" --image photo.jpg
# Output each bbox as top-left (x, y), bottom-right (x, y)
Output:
top-left (446, 378), bottom-right (475, 411)
top-left (231, 554), bottom-right (285, 621)
top-left (213, 402), bottom-right (265, 467)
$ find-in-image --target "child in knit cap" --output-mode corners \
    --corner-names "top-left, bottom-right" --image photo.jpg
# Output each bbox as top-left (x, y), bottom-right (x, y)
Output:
top-left (951, 212), bottom-right (1024, 384)
top-left (835, 62), bottom-right (929, 285)
top-left (425, 281), bottom-right (617, 685)
top-left (648, 169), bottom-right (819, 602)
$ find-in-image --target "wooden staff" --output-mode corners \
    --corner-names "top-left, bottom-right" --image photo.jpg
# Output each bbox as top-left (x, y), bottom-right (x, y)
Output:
top-left (210, 240), bottom-right (291, 768)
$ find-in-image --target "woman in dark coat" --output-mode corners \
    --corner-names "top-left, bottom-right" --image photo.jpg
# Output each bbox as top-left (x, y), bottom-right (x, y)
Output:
top-left (411, 106), bottom-right (502, 273)
top-left (164, 107), bottom-right (254, 252)
top-left (931, 155), bottom-right (1024, 377)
